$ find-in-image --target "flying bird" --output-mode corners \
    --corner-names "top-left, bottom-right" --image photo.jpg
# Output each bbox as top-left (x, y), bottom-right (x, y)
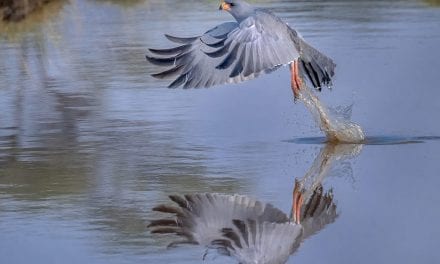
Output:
top-left (146, 0), bottom-right (336, 99)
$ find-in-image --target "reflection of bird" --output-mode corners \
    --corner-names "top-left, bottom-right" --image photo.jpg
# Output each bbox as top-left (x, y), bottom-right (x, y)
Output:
top-left (146, 0), bottom-right (336, 99)
top-left (291, 143), bottom-right (362, 225)
top-left (149, 189), bottom-right (336, 264)
top-left (148, 143), bottom-right (364, 262)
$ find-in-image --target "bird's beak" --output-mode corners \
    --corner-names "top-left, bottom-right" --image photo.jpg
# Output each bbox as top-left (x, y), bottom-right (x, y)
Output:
top-left (219, 1), bottom-right (231, 11)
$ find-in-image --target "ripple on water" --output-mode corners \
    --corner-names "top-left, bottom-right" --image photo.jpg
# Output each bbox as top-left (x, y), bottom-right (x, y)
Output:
top-left (287, 135), bottom-right (440, 145)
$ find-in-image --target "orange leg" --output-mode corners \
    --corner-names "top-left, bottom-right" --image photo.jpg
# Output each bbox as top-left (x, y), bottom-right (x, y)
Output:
top-left (290, 60), bottom-right (303, 100)
top-left (292, 178), bottom-right (304, 224)
top-left (295, 191), bottom-right (304, 224)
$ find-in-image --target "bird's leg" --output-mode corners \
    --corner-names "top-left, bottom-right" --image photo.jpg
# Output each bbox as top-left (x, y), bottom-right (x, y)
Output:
top-left (292, 178), bottom-right (304, 224)
top-left (290, 60), bottom-right (303, 101)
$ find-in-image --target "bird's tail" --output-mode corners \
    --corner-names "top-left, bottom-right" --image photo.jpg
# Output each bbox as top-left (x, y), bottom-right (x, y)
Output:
top-left (300, 184), bottom-right (338, 239)
top-left (298, 39), bottom-right (336, 91)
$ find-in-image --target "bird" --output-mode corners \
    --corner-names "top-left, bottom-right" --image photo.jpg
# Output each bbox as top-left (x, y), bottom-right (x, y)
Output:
top-left (148, 186), bottom-right (337, 264)
top-left (147, 142), bottom-right (364, 263)
top-left (146, 0), bottom-right (336, 99)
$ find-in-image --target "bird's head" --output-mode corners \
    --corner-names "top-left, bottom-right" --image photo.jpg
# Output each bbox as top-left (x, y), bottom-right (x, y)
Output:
top-left (219, 0), bottom-right (255, 22)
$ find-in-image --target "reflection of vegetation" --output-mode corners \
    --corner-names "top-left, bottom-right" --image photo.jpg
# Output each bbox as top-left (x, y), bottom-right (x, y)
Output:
top-left (0, 0), bottom-right (66, 39)
top-left (0, 160), bottom-right (90, 199)
top-left (0, 0), bottom-right (64, 22)
top-left (93, 0), bottom-right (144, 8)
top-left (422, 0), bottom-right (440, 6)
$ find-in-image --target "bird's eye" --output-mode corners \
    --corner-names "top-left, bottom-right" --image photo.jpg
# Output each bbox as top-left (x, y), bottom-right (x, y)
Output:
top-left (229, 3), bottom-right (235, 6)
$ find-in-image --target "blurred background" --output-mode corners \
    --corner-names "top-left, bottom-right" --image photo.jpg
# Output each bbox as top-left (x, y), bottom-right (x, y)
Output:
top-left (1, 0), bottom-right (440, 263)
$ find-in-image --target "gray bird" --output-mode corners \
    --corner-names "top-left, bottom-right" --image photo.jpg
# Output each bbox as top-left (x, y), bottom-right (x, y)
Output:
top-left (146, 0), bottom-right (336, 99)
top-left (149, 189), bottom-right (336, 264)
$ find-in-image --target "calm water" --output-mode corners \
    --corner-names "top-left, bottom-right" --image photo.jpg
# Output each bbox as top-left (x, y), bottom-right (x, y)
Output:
top-left (1, 0), bottom-right (440, 263)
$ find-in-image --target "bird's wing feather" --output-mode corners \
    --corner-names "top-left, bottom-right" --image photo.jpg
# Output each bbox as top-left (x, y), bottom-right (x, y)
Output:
top-left (149, 193), bottom-right (289, 247)
top-left (214, 219), bottom-right (303, 264)
top-left (147, 11), bottom-right (299, 89)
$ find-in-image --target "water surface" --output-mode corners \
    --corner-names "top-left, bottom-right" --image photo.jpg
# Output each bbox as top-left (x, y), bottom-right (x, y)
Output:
top-left (1, 0), bottom-right (440, 263)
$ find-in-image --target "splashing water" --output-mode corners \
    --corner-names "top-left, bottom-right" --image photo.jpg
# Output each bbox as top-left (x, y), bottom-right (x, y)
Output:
top-left (298, 85), bottom-right (365, 143)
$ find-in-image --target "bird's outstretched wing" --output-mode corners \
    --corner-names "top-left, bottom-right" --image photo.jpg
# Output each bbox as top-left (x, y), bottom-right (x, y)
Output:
top-left (146, 10), bottom-right (299, 89)
top-left (148, 193), bottom-right (289, 247)
top-left (213, 219), bottom-right (303, 264)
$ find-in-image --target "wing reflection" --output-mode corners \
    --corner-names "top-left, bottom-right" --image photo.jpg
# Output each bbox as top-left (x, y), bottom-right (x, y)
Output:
top-left (150, 193), bottom-right (304, 263)
top-left (149, 143), bottom-right (362, 263)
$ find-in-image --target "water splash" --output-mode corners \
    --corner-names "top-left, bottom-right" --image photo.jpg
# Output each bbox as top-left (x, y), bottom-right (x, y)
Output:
top-left (298, 85), bottom-right (365, 143)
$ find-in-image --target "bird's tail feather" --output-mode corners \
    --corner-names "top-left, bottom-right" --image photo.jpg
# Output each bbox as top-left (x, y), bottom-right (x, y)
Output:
top-left (298, 39), bottom-right (336, 90)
